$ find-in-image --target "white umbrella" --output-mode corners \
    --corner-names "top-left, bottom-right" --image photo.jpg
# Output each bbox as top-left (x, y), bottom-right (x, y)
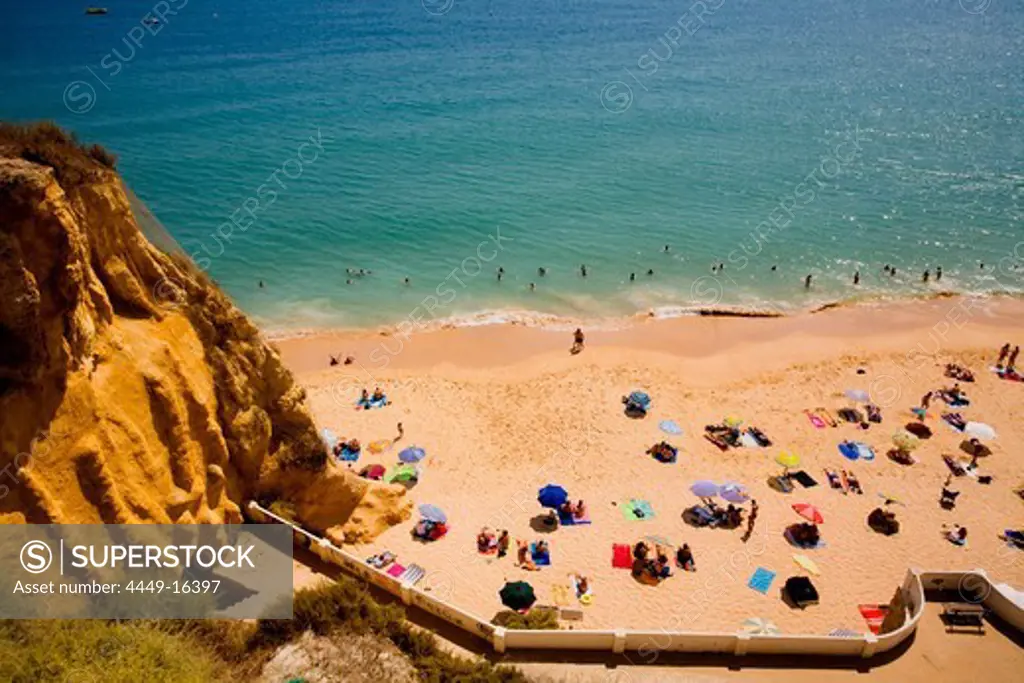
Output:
top-left (741, 617), bottom-right (780, 635)
top-left (844, 389), bottom-right (870, 403)
top-left (964, 422), bottom-right (997, 441)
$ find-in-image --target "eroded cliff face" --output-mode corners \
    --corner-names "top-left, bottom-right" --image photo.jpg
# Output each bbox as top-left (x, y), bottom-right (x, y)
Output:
top-left (0, 135), bottom-right (410, 543)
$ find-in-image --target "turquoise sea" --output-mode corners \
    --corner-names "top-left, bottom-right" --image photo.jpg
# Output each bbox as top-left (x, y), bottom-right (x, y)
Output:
top-left (2, 0), bottom-right (1022, 330)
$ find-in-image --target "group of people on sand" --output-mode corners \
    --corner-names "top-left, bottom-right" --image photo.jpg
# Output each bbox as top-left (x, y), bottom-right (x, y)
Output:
top-left (517, 539), bottom-right (548, 571)
top-left (559, 499), bottom-right (588, 520)
top-left (332, 438), bottom-right (360, 458)
top-left (358, 387), bottom-right (386, 405)
top-left (996, 343), bottom-right (1021, 374)
top-left (476, 527), bottom-right (511, 558)
top-left (631, 541), bottom-right (673, 581)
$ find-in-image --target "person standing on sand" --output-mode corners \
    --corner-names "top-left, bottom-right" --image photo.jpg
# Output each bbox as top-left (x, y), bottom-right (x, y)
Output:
top-left (923, 269), bottom-right (930, 283)
top-left (395, 422), bottom-right (404, 442)
top-left (921, 391), bottom-right (932, 412)
top-left (853, 271), bottom-right (860, 285)
top-left (1008, 345), bottom-right (1020, 373)
top-left (497, 530), bottom-right (510, 558)
top-left (936, 266), bottom-right (942, 281)
top-left (804, 274), bottom-right (812, 288)
top-left (997, 343), bottom-right (1011, 367)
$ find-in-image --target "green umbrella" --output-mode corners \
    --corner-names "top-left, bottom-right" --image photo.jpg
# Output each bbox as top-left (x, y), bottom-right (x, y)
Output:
top-left (499, 581), bottom-right (536, 611)
top-left (385, 464), bottom-right (418, 483)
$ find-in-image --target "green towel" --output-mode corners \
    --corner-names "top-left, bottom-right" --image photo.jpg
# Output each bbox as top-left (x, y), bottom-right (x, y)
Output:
top-left (621, 499), bottom-right (655, 521)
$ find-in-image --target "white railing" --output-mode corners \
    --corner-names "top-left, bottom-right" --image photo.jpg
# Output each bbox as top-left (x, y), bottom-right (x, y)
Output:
top-left (246, 501), bottom-right (1021, 658)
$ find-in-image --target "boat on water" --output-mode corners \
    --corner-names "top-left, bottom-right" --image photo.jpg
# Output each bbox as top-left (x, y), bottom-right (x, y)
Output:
top-left (85, 7), bottom-right (108, 14)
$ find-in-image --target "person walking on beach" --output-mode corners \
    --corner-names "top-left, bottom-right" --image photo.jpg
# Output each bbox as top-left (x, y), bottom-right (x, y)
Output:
top-left (742, 499), bottom-right (759, 543)
top-left (571, 328), bottom-right (585, 354)
top-left (920, 391), bottom-right (932, 412)
top-left (1008, 345), bottom-right (1020, 373)
top-left (923, 269), bottom-right (930, 283)
top-left (804, 274), bottom-right (812, 289)
top-left (580, 264), bottom-right (588, 277)
top-left (395, 422), bottom-right (404, 442)
top-left (997, 343), bottom-right (1011, 367)
top-left (497, 530), bottom-right (510, 558)
top-left (936, 266), bottom-right (942, 281)
top-left (853, 271), bottom-right (860, 285)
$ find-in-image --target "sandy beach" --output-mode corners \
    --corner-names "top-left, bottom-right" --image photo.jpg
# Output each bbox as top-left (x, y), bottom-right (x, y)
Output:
top-left (278, 297), bottom-right (1024, 635)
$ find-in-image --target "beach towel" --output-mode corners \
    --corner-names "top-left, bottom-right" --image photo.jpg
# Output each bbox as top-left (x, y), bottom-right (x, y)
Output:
top-left (739, 432), bottom-right (761, 448)
top-left (838, 441), bottom-right (874, 462)
top-left (612, 544), bottom-right (632, 569)
top-left (570, 574), bottom-right (593, 603)
top-left (400, 564), bottom-right (426, 585)
top-left (793, 554), bottom-right (820, 575)
top-left (368, 439), bottom-right (392, 454)
top-left (621, 499), bottom-right (655, 521)
top-left (815, 408), bottom-right (838, 427)
top-left (828, 628), bottom-right (862, 638)
top-left (858, 604), bottom-right (890, 634)
top-left (791, 470), bottom-right (819, 488)
top-left (558, 509), bottom-right (592, 526)
top-left (357, 395), bottom-right (389, 409)
top-left (387, 563), bottom-right (406, 578)
top-left (990, 366), bottom-right (1024, 381)
top-left (805, 410), bottom-right (826, 429)
top-left (530, 543), bottom-right (551, 566)
top-left (748, 567), bottom-right (776, 595)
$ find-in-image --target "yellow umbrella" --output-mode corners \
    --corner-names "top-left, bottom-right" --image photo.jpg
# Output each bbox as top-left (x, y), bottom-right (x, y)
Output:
top-left (776, 450), bottom-right (801, 468)
top-left (793, 554), bottom-right (820, 575)
top-left (724, 415), bottom-right (744, 428)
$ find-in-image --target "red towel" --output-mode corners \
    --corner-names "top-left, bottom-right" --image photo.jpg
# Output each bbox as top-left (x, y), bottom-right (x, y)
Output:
top-left (387, 563), bottom-right (406, 578)
top-left (858, 604), bottom-right (889, 634)
top-left (612, 544), bottom-right (632, 569)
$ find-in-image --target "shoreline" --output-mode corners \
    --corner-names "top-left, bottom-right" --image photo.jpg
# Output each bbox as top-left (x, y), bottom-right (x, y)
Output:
top-left (263, 288), bottom-right (1015, 343)
top-left (274, 294), bottom-right (1024, 376)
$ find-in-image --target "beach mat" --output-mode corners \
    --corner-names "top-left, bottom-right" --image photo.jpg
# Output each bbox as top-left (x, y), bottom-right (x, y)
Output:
top-left (791, 470), bottom-right (819, 488)
top-left (558, 510), bottom-right (592, 526)
top-left (387, 563), bottom-right (406, 578)
top-left (858, 604), bottom-right (890, 634)
top-left (612, 544), bottom-right (632, 569)
top-left (400, 564), bottom-right (426, 585)
top-left (621, 499), bottom-right (655, 521)
top-left (530, 543), bottom-right (551, 566)
top-left (748, 568), bottom-right (776, 595)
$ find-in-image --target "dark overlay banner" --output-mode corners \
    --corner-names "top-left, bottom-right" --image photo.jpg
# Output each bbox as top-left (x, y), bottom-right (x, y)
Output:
top-left (1, 524), bottom-right (293, 619)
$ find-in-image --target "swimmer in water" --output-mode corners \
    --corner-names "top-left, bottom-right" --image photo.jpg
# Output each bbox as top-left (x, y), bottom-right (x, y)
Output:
top-left (647, 269), bottom-right (654, 276)
top-left (805, 274), bottom-right (812, 289)
top-left (853, 271), bottom-right (860, 285)
top-left (629, 273), bottom-right (635, 281)
top-left (529, 282), bottom-right (536, 291)
top-left (538, 267), bottom-right (546, 276)
top-left (923, 269), bottom-right (930, 283)
top-left (581, 264), bottom-right (588, 277)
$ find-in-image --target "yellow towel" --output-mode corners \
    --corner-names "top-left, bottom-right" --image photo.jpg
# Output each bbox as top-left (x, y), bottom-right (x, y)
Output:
top-left (793, 554), bottom-right (820, 575)
top-left (551, 584), bottom-right (571, 606)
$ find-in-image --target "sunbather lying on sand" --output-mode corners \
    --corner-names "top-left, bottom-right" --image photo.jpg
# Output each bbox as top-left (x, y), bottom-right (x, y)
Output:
top-left (945, 363), bottom-right (975, 382)
top-left (477, 528), bottom-right (497, 553)
top-left (843, 470), bottom-right (863, 494)
top-left (942, 524), bottom-right (969, 546)
top-left (824, 469), bottom-right (846, 492)
top-left (516, 540), bottom-right (537, 570)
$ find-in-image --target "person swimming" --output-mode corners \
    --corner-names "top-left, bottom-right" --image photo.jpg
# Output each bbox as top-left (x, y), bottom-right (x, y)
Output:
top-left (629, 273), bottom-right (635, 281)
top-left (538, 267), bottom-right (547, 276)
top-left (853, 271), bottom-right (860, 285)
top-left (581, 264), bottom-right (588, 277)
top-left (647, 268), bottom-right (654, 276)
top-left (805, 274), bottom-right (812, 288)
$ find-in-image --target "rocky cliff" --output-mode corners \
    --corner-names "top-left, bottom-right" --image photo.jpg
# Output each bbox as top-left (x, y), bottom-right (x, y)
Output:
top-left (0, 123), bottom-right (410, 542)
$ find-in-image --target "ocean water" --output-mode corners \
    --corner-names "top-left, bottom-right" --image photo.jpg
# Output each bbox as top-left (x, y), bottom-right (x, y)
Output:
top-left (2, 0), bottom-right (1022, 331)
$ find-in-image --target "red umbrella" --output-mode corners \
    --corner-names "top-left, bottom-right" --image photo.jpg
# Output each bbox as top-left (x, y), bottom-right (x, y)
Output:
top-left (792, 503), bottom-right (824, 524)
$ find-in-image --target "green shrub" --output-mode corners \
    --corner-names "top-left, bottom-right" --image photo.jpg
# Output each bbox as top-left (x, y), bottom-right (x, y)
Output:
top-left (0, 121), bottom-right (117, 187)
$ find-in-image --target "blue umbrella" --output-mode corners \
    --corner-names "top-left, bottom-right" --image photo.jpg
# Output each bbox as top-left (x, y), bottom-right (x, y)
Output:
top-left (399, 446), bottom-right (426, 463)
top-left (629, 391), bottom-right (652, 407)
top-left (418, 504), bottom-right (447, 524)
top-left (690, 480), bottom-right (720, 498)
top-left (537, 484), bottom-right (569, 509)
top-left (659, 420), bottom-right (683, 435)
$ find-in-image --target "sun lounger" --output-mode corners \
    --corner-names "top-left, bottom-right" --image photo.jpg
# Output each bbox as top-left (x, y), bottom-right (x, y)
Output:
top-left (791, 470), bottom-right (818, 488)
top-left (824, 469), bottom-right (846, 493)
top-left (942, 412), bottom-right (966, 431)
top-left (611, 544), bottom-right (632, 569)
top-left (838, 408), bottom-right (864, 424)
top-left (815, 408), bottom-right (838, 427)
top-left (805, 410), bottom-right (826, 429)
top-left (557, 509), bottom-right (592, 526)
top-left (400, 564), bottom-right (426, 585)
top-left (943, 455), bottom-right (967, 477)
top-left (747, 427), bottom-right (772, 447)
top-left (748, 567), bottom-right (776, 594)
top-left (704, 432), bottom-right (730, 451)
top-left (769, 475), bottom-right (794, 493)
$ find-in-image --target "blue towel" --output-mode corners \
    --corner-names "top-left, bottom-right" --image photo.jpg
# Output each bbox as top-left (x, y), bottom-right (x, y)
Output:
top-left (558, 509), bottom-right (592, 525)
top-left (838, 442), bottom-right (859, 461)
top-left (529, 543), bottom-right (551, 566)
top-left (339, 447), bottom-right (360, 462)
top-left (748, 567), bottom-right (776, 594)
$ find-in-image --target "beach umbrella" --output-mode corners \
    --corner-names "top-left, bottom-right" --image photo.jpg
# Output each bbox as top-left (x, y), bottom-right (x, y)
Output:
top-left (776, 451), bottom-right (801, 469)
top-left (720, 483), bottom-right (750, 504)
top-left (845, 389), bottom-right (870, 403)
top-left (537, 484), bottom-right (569, 509)
top-left (659, 420), bottom-right (684, 435)
top-left (418, 504), bottom-right (447, 524)
top-left (690, 480), bottom-right (720, 499)
top-left (368, 439), bottom-right (392, 454)
top-left (499, 581), bottom-right (536, 611)
top-left (964, 422), bottom-right (997, 441)
top-left (891, 430), bottom-right (920, 453)
top-left (792, 503), bottom-right (824, 524)
top-left (361, 464), bottom-right (385, 480)
top-left (386, 463), bottom-right (418, 483)
top-left (321, 429), bottom-right (338, 449)
top-left (723, 415), bottom-right (743, 428)
top-left (399, 446), bottom-right (426, 463)
top-left (741, 617), bottom-right (780, 635)
top-left (628, 391), bottom-right (652, 407)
